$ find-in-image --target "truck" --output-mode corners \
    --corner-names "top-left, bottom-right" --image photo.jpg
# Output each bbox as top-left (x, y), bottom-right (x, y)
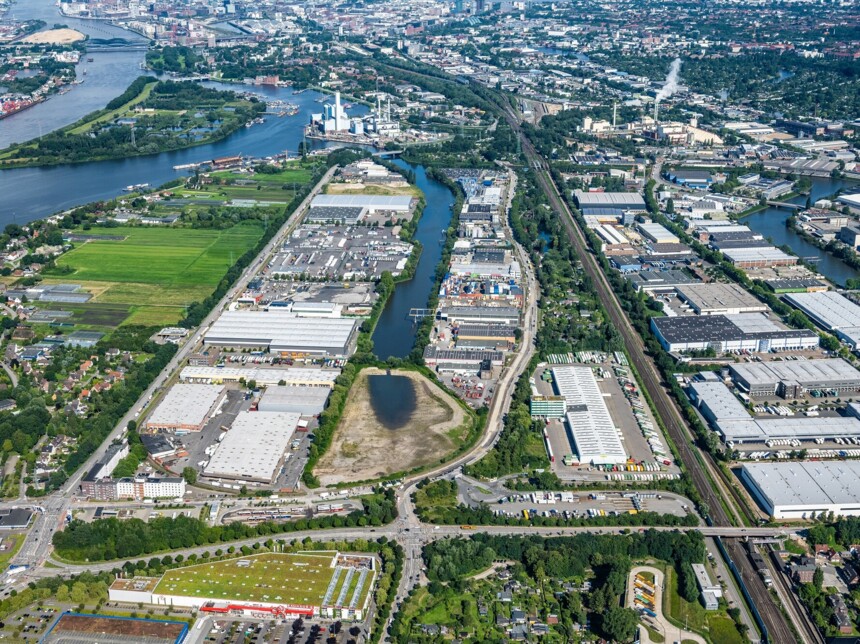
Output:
top-left (216, 432), bottom-right (227, 443)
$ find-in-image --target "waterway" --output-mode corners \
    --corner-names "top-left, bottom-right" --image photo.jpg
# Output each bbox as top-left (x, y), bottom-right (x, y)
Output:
top-left (367, 374), bottom-right (416, 429)
top-left (0, 0), bottom-right (148, 148)
top-left (742, 175), bottom-right (860, 286)
top-left (371, 160), bottom-right (456, 360)
top-left (0, 85), bottom-right (367, 224)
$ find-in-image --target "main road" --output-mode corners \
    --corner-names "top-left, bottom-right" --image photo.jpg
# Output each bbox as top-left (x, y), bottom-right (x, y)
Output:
top-left (11, 165), bottom-right (339, 573)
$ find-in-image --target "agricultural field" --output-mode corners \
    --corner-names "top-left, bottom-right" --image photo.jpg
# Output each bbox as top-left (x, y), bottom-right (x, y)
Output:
top-left (171, 163), bottom-right (320, 205)
top-left (153, 553), bottom-right (373, 608)
top-left (46, 223), bottom-right (263, 328)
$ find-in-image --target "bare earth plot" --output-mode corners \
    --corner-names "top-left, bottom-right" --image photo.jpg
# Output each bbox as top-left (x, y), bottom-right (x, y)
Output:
top-left (314, 368), bottom-right (467, 485)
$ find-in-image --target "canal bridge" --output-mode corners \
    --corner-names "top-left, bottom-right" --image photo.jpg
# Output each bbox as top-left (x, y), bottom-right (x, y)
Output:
top-left (766, 200), bottom-right (803, 210)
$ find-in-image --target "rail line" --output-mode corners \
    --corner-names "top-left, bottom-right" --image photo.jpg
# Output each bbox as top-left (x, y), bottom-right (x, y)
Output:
top-left (498, 105), bottom-right (802, 643)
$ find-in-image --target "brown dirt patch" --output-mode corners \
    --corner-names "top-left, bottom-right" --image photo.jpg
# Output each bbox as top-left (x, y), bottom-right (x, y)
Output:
top-left (23, 28), bottom-right (85, 44)
top-left (314, 368), bottom-right (468, 485)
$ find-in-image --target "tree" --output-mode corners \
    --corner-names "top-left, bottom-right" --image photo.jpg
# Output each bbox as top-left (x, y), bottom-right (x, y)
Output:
top-left (182, 467), bottom-right (197, 485)
top-left (601, 606), bottom-right (639, 643)
top-left (813, 566), bottom-right (823, 591)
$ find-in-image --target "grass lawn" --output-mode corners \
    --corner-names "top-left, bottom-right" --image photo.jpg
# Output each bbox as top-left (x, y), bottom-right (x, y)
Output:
top-left (324, 182), bottom-right (421, 198)
top-left (153, 553), bottom-right (373, 608)
top-left (706, 616), bottom-right (744, 644)
top-left (67, 81), bottom-right (157, 135)
top-left (663, 566), bottom-right (745, 644)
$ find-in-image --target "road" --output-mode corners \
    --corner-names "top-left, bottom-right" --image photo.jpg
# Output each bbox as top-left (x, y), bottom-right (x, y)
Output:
top-left (11, 165), bottom-right (338, 573)
top-left (485, 98), bottom-right (801, 642)
top-left (0, 362), bottom-right (17, 388)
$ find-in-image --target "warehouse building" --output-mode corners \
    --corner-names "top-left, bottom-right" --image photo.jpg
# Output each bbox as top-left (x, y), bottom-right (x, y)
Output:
top-left (637, 221), bottom-right (679, 244)
top-left (573, 191), bottom-right (647, 217)
top-left (439, 305), bottom-right (521, 326)
top-left (204, 310), bottom-right (357, 357)
top-left (721, 247), bottom-right (798, 268)
top-left (729, 359), bottom-right (860, 398)
top-left (205, 411), bottom-right (300, 483)
top-left (180, 366), bottom-right (340, 388)
top-left (423, 346), bottom-right (504, 373)
top-left (455, 323), bottom-right (517, 350)
top-left (783, 291), bottom-right (860, 348)
top-left (741, 461), bottom-right (860, 519)
top-left (553, 366), bottom-right (627, 465)
top-left (688, 380), bottom-right (860, 443)
top-left (650, 313), bottom-right (819, 353)
top-left (305, 206), bottom-right (365, 224)
top-left (309, 194), bottom-right (413, 213)
top-left (145, 384), bottom-right (225, 432)
top-left (257, 385), bottom-right (330, 416)
top-left (675, 283), bottom-right (767, 316)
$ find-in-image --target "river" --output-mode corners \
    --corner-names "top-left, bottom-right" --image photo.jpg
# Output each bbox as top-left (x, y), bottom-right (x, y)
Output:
top-left (371, 161), bottom-right (455, 360)
top-left (0, 85), bottom-right (368, 223)
top-left (0, 0), bottom-right (148, 149)
top-left (741, 176), bottom-right (860, 286)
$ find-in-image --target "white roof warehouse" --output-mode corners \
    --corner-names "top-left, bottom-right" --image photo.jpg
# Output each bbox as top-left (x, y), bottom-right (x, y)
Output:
top-left (742, 461), bottom-right (860, 519)
top-left (204, 310), bottom-right (357, 357)
top-left (204, 411), bottom-right (300, 483)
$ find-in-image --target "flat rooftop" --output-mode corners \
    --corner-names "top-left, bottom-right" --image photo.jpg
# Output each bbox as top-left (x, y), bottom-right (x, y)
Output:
top-left (180, 365), bottom-right (340, 387)
top-left (742, 461), bottom-right (860, 509)
top-left (784, 291), bottom-right (860, 332)
top-left (205, 411), bottom-right (300, 482)
top-left (205, 310), bottom-right (356, 355)
top-left (675, 283), bottom-right (767, 313)
top-left (652, 313), bottom-right (817, 344)
top-left (730, 358), bottom-right (860, 388)
top-left (573, 190), bottom-right (646, 208)
top-left (43, 613), bottom-right (187, 644)
top-left (553, 366), bottom-right (626, 465)
top-left (146, 384), bottom-right (224, 429)
top-left (311, 194), bottom-right (412, 211)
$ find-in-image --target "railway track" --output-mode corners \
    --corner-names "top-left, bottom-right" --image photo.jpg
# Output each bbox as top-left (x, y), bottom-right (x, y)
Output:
top-left (499, 106), bottom-right (803, 643)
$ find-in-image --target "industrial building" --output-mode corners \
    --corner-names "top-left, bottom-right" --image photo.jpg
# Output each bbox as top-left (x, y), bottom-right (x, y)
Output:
top-left (204, 310), bottom-right (357, 357)
top-left (180, 366), bottom-right (340, 388)
top-left (650, 313), bottom-right (819, 353)
top-left (0, 508), bottom-right (33, 530)
top-left (675, 283), bottom-right (767, 316)
top-left (637, 221), bottom-right (679, 245)
top-left (423, 346), bottom-right (504, 373)
top-left (204, 411), bottom-right (300, 483)
top-left (305, 206), bottom-right (365, 225)
top-left (741, 461), bottom-right (860, 519)
top-left (41, 613), bottom-right (188, 644)
top-left (783, 291), bottom-right (860, 348)
top-left (454, 323), bottom-right (517, 350)
top-left (721, 247), bottom-right (798, 268)
top-left (257, 385), bottom-right (330, 416)
top-left (552, 366), bottom-right (627, 465)
top-left (572, 190), bottom-right (647, 218)
top-left (729, 359), bottom-right (860, 398)
top-left (439, 305), bottom-right (521, 325)
top-left (688, 380), bottom-right (860, 443)
top-left (145, 384), bottom-right (225, 432)
top-left (309, 194), bottom-right (412, 213)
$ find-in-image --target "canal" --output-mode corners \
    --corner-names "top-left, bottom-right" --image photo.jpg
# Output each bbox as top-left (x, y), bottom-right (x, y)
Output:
top-left (371, 161), bottom-right (456, 360)
top-left (741, 176), bottom-right (860, 286)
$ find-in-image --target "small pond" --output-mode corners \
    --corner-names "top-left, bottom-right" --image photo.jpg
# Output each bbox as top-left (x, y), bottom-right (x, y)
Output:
top-left (367, 374), bottom-right (416, 429)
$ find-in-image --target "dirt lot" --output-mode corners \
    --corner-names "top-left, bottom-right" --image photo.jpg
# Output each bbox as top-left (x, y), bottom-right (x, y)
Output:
top-left (23, 28), bottom-right (85, 44)
top-left (314, 368), bottom-right (468, 485)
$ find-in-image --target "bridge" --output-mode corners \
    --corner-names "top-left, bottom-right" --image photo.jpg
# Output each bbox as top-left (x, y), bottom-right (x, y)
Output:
top-left (373, 150), bottom-right (403, 158)
top-left (407, 308), bottom-right (433, 320)
top-left (766, 200), bottom-right (803, 210)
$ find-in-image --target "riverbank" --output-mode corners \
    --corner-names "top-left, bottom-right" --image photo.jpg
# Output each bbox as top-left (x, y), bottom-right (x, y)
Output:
top-left (0, 79), bottom-right (265, 169)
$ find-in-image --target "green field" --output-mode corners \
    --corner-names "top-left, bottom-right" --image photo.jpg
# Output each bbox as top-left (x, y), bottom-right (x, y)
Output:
top-left (173, 164), bottom-right (318, 204)
top-left (48, 223), bottom-right (264, 328)
top-left (153, 553), bottom-right (374, 608)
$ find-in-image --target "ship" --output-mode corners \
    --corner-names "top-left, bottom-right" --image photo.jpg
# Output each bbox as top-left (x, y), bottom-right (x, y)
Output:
top-left (123, 183), bottom-right (150, 192)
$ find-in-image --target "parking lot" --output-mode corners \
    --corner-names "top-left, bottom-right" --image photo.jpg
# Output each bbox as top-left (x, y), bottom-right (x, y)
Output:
top-left (492, 491), bottom-right (691, 520)
top-left (534, 359), bottom-right (681, 482)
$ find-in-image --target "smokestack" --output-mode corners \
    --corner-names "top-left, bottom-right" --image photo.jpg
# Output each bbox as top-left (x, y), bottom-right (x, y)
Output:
top-left (654, 102), bottom-right (658, 124)
top-left (612, 102), bottom-right (617, 129)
